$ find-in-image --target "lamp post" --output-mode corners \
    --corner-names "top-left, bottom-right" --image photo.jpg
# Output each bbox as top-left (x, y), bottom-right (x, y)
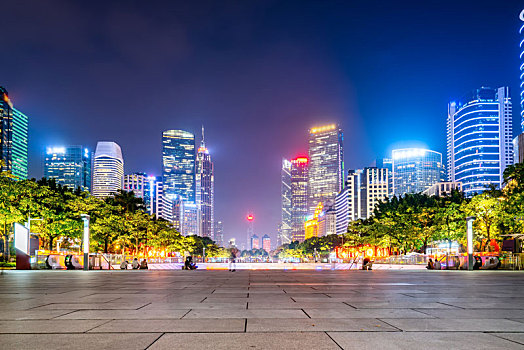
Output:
top-left (466, 216), bottom-right (475, 271)
top-left (81, 214), bottom-right (90, 271)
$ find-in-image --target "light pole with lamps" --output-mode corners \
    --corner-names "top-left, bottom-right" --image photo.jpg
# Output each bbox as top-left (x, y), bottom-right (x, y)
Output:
top-left (466, 216), bottom-right (476, 270)
top-left (81, 214), bottom-right (90, 271)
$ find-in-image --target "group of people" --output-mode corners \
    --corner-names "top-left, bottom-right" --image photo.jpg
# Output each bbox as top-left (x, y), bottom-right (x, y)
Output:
top-left (426, 256), bottom-right (501, 270)
top-left (120, 258), bottom-right (148, 270)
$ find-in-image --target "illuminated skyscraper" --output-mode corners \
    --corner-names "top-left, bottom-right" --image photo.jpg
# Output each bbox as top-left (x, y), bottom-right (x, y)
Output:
top-left (0, 87), bottom-right (13, 174)
top-left (290, 157), bottom-right (309, 242)
top-left (44, 146), bottom-right (91, 192)
top-left (262, 234), bottom-right (271, 253)
top-left (12, 108), bottom-right (28, 180)
top-left (520, 9), bottom-right (524, 130)
top-left (447, 87), bottom-right (513, 196)
top-left (92, 141), bottom-right (124, 198)
top-left (251, 234), bottom-right (260, 250)
top-left (360, 167), bottom-right (389, 218)
top-left (280, 159), bottom-right (293, 245)
top-left (196, 127), bottom-right (214, 239)
top-left (214, 220), bottom-right (224, 247)
top-left (162, 130), bottom-right (196, 203)
top-left (123, 172), bottom-right (157, 214)
top-left (307, 124), bottom-right (344, 214)
top-left (393, 148), bottom-right (445, 196)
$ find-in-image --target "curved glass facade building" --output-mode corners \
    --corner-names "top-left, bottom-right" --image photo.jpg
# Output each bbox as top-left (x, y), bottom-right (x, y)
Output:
top-left (92, 141), bottom-right (124, 198)
top-left (447, 87), bottom-right (513, 196)
top-left (392, 148), bottom-right (445, 196)
top-left (520, 9), bottom-right (524, 130)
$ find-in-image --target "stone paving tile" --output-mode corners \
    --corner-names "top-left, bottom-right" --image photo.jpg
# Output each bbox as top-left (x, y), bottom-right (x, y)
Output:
top-left (348, 301), bottom-right (459, 309)
top-left (0, 310), bottom-right (73, 320)
top-left (148, 332), bottom-right (340, 349)
top-left (328, 332), bottom-right (523, 350)
top-left (31, 302), bottom-right (150, 310)
top-left (55, 309), bottom-right (189, 319)
top-left (184, 309), bottom-right (308, 319)
top-left (381, 318), bottom-right (524, 332)
top-left (0, 320), bottom-right (107, 333)
top-left (490, 333), bottom-right (524, 345)
top-left (304, 308), bottom-right (432, 319)
top-left (0, 333), bottom-right (162, 350)
top-left (413, 308), bottom-right (524, 319)
top-left (246, 318), bottom-right (397, 332)
top-left (142, 302), bottom-right (248, 310)
top-left (90, 318), bottom-right (245, 333)
top-left (247, 301), bottom-right (355, 309)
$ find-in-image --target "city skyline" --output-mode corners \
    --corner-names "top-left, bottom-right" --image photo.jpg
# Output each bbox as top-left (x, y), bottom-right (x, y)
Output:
top-left (1, 1), bottom-right (523, 243)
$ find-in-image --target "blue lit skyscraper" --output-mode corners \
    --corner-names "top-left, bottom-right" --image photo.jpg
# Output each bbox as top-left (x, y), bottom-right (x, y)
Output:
top-left (0, 87), bottom-right (13, 174)
top-left (392, 148), bottom-right (445, 196)
top-left (520, 9), bottom-right (524, 130)
top-left (44, 146), bottom-right (91, 192)
top-left (447, 87), bottom-right (513, 196)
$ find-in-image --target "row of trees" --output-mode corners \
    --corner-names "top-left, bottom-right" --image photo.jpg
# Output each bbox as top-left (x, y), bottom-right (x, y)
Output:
top-left (277, 163), bottom-right (524, 257)
top-left (0, 174), bottom-right (227, 261)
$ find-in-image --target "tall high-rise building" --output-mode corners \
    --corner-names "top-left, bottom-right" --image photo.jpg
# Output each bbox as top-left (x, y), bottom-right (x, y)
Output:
top-left (392, 148), bottom-right (445, 196)
top-left (251, 234), bottom-right (260, 250)
top-left (162, 130), bottom-right (196, 203)
top-left (447, 87), bottom-right (513, 196)
top-left (520, 9), bottom-right (524, 131)
top-left (307, 124), bottom-right (344, 214)
top-left (360, 167), bottom-right (389, 218)
top-left (290, 157), bottom-right (309, 242)
top-left (376, 158), bottom-right (393, 198)
top-left (124, 172), bottom-right (155, 213)
top-left (262, 234), bottom-right (271, 253)
top-left (151, 176), bottom-right (163, 219)
top-left (196, 127), bottom-right (214, 239)
top-left (280, 159), bottom-right (293, 245)
top-left (92, 141), bottom-right (124, 198)
top-left (44, 146), bottom-right (91, 192)
top-left (0, 87), bottom-right (13, 174)
top-left (12, 108), bottom-right (28, 180)
top-left (214, 220), bottom-right (224, 247)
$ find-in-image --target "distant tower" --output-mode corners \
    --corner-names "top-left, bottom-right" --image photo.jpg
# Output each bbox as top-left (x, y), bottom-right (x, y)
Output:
top-left (520, 9), bottom-right (524, 131)
top-left (290, 157), bottom-right (309, 242)
top-left (246, 213), bottom-right (254, 249)
top-left (92, 141), bottom-right (124, 198)
top-left (262, 234), bottom-right (271, 253)
top-left (251, 234), bottom-right (260, 250)
top-left (196, 125), bottom-right (214, 239)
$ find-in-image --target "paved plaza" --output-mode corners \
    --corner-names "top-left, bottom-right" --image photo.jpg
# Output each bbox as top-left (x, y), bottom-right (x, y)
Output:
top-left (1, 269), bottom-right (524, 349)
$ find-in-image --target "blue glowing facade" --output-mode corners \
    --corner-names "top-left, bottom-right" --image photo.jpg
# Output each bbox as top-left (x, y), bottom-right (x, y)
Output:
top-left (447, 87), bottom-right (513, 196)
top-left (44, 146), bottom-right (91, 192)
top-left (520, 9), bottom-right (524, 130)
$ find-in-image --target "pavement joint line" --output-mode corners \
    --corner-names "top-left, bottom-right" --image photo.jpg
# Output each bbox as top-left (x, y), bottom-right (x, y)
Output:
top-left (301, 309), bottom-right (312, 319)
top-left (83, 319), bottom-right (113, 333)
top-left (180, 309), bottom-right (192, 319)
top-left (144, 333), bottom-right (165, 350)
top-left (407, 308), bottom-right (436, 317)
top-left (324, 331), bottom-right (344, 349)
top-left (49, 310), bottom-right (80, 319)
top-left (244, 318), bottom-right (247, 332)
top-left (436, 301), bottom-right (464, 309)
top-left (376, 318), bottom-right (404, 332)
top-left (136, 302), bottom-right (152, 310)
top-left (342, 302), bottom-right (357, 309)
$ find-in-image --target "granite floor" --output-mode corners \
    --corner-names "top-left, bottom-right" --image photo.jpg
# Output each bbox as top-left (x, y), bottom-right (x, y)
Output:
top-left (1, 269), bottom-right (524, 349)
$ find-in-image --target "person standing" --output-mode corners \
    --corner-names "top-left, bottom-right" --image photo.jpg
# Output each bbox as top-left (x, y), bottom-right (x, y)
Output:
top-left (229, 248), bottom-right (238, 272)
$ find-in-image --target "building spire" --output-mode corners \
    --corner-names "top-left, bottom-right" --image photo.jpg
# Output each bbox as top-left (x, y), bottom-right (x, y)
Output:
top-left (201, 124), bottom-right (206, 148)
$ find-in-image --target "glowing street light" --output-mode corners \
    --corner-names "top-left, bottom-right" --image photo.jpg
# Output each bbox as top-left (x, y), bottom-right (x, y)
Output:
top-left (466, 216), bottom-right (475, 270)
top-left (81, 214), bottom-right (90, 271)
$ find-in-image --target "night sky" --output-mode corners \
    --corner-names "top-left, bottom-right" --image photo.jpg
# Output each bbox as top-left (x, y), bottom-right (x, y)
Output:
top-left (1, 0), bottom-right (523, 246)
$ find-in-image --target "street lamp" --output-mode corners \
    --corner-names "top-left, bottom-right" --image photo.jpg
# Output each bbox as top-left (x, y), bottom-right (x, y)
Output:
top-left (81, 214), bottom-right (90, 271)
top-left (466, 216), bottom-right (475, 271)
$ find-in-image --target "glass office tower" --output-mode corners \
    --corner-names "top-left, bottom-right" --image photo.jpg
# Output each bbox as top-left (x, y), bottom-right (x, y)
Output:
top-left (44, 146), bottom-right (91, 192)
top-left (307, 124), bottom-right (344, 214)
top-left (392, 148), bottom-right (445, 196)
top-left (162, 130), bottom-right (196, 203)
top-left (447, 87), bottom-right (513, 196)
top-left (0, 87), bottom-right (13, 174)
top-left (280, 159), bottom-right (293, 245)
top-left (12, 108), bottom-right (28, 180)
top-left (520, 9), bottom-right (524, 130)
top-left (290, 157), bottom-right (309, 242)
top-left (92, 141), bottom-right (124, 198)
top-left (195, 127), bottom-right (214, 239)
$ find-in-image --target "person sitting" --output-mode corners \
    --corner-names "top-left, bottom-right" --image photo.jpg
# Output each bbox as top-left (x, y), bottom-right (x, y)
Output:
top-left (184, 256), bottom-right (197, 270)
top-left (120, 260), bottom-right (129, 270)
top-left (140, 259), bottom-right (148, 270)
top-left (473, 256), bottom-right (482, 270)
top-left (426, 258), bottom-right (434, 270)
top-left (482, 257), bottom-right (500, 270)
top-left (131, 258), bottom-right (140, 270)
top-left (362, 257), bottom-right (373, 270)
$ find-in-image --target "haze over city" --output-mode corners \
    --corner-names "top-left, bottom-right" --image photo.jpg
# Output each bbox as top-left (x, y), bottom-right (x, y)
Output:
top-left (1, 0), bottom-right (522, 244)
